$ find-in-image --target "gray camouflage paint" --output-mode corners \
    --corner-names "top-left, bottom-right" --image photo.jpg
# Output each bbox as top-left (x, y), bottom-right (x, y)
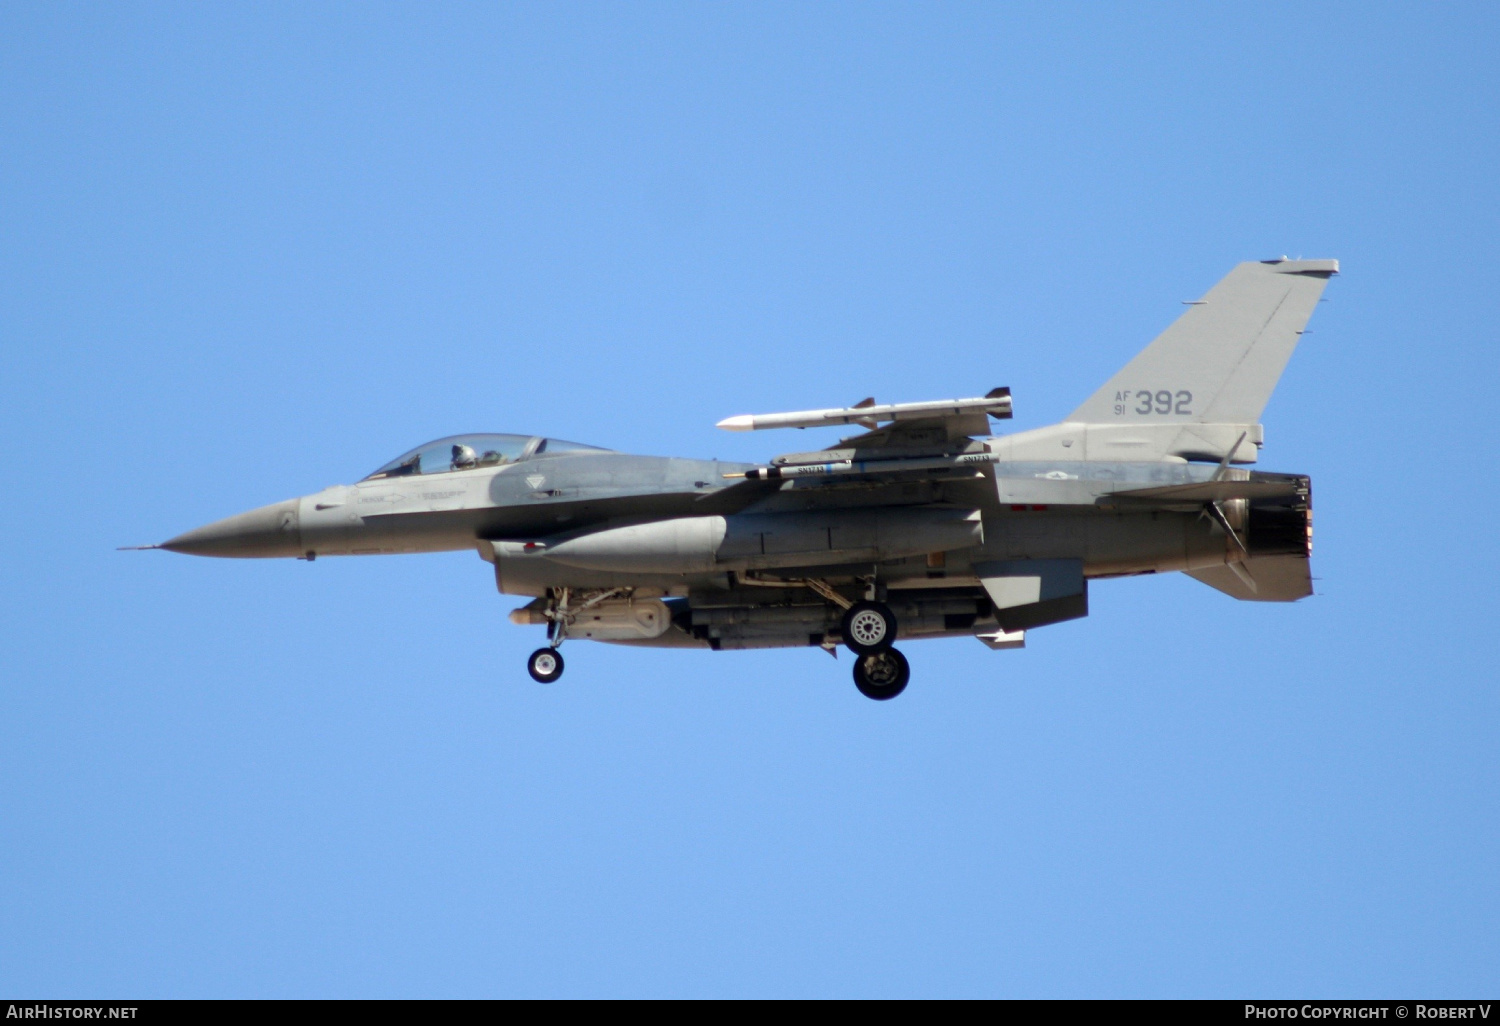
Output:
top-left (156, 259), bottom-right (1332, 655)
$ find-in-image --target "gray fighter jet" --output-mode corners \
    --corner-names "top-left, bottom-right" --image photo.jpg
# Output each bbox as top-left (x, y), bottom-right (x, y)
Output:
top-left (143, 259), bottom-right (1335, 699)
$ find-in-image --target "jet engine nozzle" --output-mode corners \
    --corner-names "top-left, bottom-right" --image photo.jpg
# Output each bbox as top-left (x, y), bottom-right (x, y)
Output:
top-left (1243, 477), bottom-right (1313, 559)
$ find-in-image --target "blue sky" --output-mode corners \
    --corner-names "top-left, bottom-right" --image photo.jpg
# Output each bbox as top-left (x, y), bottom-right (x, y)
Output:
top-left (2, 2), bottom-right (1497, 997)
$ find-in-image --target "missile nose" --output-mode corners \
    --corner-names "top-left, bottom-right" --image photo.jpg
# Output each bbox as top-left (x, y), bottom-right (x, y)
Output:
top-left (161, 498), bottom-right (302, 558)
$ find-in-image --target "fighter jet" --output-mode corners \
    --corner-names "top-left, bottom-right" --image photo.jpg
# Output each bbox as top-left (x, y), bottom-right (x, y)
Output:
top-left (142, 259), bottom-right (1335, 699)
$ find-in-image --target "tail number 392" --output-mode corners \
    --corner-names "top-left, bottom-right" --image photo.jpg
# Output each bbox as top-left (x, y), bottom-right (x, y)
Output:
top-left (1114, 390), bottom-right (1192, 416)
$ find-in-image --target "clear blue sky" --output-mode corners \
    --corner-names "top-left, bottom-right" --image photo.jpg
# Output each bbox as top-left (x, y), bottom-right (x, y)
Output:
top-left (2, 2), bottom-right (1496, 998)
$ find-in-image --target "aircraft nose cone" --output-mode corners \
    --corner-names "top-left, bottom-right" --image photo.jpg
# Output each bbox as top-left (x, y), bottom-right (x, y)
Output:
top-left (161, 498), bottom-right (302, 558)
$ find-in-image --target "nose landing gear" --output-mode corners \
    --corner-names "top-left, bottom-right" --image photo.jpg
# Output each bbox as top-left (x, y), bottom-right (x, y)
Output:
top-left (527, 647), bottom-right (564, 683)
top-left (524, 586), bottom-right (631, 684)
top-left (853, 647), bottom-right (909, 701)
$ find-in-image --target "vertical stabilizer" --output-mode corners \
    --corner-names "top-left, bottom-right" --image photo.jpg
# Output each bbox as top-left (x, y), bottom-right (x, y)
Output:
top-left (1070, 259), bottom-right (1337, 426)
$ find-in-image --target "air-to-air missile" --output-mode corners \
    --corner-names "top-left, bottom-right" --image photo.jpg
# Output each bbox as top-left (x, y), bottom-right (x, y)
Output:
top-left (137, 259), bottom-right (1334, 699)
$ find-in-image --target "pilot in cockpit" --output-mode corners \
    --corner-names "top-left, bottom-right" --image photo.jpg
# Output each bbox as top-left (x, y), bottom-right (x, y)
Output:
top-left (451, 443), bottom-right (479, 470)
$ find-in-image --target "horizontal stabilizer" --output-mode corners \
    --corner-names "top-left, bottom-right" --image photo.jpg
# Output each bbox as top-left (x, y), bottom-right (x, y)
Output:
top-left (1098, 480), bottom-right (1302, 506)
top-left (1186, 555), bottom-right (1312, 602)
top-left (717, 390), bottom-right (1011, 432)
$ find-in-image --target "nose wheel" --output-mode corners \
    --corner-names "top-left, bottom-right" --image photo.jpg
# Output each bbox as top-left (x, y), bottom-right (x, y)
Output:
top-left (853, 647), bottom-right (909, 701)
top-left (528, 647), bottom-right (564, 683)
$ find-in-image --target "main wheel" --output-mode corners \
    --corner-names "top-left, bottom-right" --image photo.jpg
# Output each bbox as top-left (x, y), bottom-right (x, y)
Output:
top-left (841, 600), bottom-right (897, 655)
top-left (527, 647), bottom-right (564, 683)
top-left (853, 647), bottom-right (909, 701)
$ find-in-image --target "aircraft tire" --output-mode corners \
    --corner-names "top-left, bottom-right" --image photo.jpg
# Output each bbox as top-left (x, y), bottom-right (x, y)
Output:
top-left (841, 600), bottom-right (897, 655)
top-left (528, 647), bottom-right (564, 683)
top-left (853, 647), bottom-right (909, 701)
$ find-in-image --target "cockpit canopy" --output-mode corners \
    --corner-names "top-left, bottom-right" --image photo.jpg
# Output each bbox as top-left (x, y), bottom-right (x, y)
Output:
top-left (362, 433), bottom-right (609, 481)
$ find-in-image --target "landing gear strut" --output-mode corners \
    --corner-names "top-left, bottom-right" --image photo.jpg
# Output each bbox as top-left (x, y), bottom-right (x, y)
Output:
top-left (529, 595), bottom-right (567, 683)
top-left (525, 586), bottom-right (632, 683)
top-left (853, 647), bottom-right (909, 700)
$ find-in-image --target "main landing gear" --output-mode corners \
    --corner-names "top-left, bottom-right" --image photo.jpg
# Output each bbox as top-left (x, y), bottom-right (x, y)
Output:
top-left (522, 584), bottom-right (912, 699)
top-left (853, 647), bottom-right (910, 701)
top-left (841, 600), bottom-right (896, 655)
top-left (837, 598), bottom-right (908, 700)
